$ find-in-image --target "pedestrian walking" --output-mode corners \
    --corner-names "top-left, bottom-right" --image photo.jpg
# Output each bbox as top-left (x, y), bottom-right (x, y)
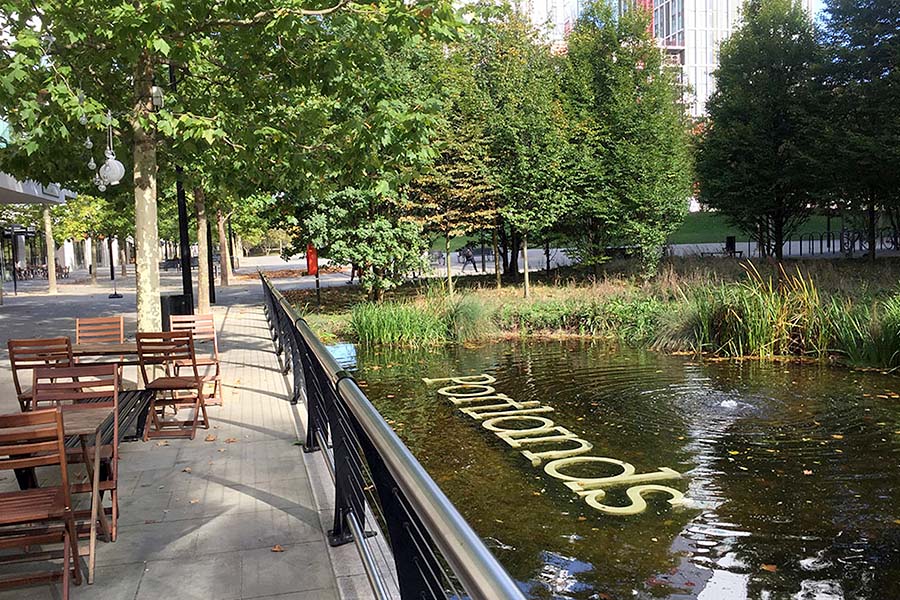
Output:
top-left (462, 246), bottom-right (478, 272)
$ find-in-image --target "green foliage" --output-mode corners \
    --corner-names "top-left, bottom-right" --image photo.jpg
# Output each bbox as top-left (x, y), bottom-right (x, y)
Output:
top-left (562, 2), bottom-right (693, 275)
top-left (471, 8), bottom-right (568, 239)
top-left (56, 193), bottom-right (132, 241)
top-left (819, 0), bottom-right (900, 246)
top-left (658, 264), bottom-right (900, 368)
top-left (407, 40), bottom-right (498, 237)
top-left (494, 296), bottom-right (664, 342)
top-left (696, 0), bottom-right (822, 259)
top-left (304, 189), bottom-right (428, 300)
top-left (351, 302), bottom-right (447, 347)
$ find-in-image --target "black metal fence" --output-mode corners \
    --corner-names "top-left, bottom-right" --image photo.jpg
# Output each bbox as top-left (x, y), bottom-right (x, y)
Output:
top-left (721, 229), bottom-right (900, 258)
top-left (260, 273), bottom-right (526, 600)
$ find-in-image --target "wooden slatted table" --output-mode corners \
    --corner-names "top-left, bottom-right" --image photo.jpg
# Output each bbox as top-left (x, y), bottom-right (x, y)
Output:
top-left (72, 342), bottom-right (139, 361)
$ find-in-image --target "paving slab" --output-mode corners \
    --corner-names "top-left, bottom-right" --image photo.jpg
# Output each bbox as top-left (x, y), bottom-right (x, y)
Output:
top-left (0, 277), bottom-right (354, 600)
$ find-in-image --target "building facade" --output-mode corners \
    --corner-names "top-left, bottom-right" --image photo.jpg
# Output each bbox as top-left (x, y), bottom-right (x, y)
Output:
top-left (537, 0), bottom-right (817, 116)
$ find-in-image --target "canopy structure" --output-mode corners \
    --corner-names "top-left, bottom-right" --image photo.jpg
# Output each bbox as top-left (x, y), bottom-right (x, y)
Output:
top-left (0, 173), bottom-right (74, 205)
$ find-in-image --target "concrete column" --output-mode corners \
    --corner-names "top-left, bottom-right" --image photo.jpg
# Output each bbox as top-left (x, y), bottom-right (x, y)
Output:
top-left (15, 235), bottom-right (25, 268)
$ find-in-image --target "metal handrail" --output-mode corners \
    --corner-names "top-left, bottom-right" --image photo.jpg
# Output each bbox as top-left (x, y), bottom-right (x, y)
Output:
top-left (336, 378), bottom-right (526, 600)
top-left (260, 274), bottom-right (526, 600)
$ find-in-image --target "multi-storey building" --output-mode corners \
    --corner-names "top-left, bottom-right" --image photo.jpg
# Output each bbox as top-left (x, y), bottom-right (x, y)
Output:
top-left (537, 0), bottom-right (818, 116)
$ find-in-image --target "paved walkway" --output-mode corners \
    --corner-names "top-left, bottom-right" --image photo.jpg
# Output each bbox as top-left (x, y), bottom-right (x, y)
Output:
top-left (0, 279), bottom-right (366, 600)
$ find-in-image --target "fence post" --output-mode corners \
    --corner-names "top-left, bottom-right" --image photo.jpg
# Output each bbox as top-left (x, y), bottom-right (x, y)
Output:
top-left (355, 422), bottom-right (443, 599)
top-left (327, 391), bottom-right (356, 547)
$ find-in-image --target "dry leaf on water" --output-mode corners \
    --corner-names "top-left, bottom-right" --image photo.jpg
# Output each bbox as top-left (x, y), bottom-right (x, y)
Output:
top-left (271, 545), bottom-right (285, 552)
top-left (205, 434), bottom-right (217, 442)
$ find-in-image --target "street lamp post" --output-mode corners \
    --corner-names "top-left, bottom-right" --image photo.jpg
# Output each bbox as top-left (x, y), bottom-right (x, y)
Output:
top-left (169, 64), bottom-right (194, 306)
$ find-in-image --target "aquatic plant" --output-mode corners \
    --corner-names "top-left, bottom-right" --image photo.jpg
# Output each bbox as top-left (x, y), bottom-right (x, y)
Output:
top-left (302, 257), bottom-right (900, 368)
top-left (446, 294), bottom-right (496, 343)
top-left (350, 301), bottom-right (446, 347)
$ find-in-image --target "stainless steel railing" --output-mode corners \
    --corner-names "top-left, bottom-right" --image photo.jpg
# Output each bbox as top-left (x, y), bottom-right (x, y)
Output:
top-left (260, 273), bottom-right (526, 600)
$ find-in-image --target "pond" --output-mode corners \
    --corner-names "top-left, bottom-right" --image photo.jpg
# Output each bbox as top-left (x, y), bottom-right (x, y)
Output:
top-left (344, 339), bottom-right (900, 600)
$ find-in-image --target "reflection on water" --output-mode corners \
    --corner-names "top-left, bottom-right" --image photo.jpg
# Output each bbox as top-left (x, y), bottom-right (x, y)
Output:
top-left (347, 339), bottom-right (900, 599)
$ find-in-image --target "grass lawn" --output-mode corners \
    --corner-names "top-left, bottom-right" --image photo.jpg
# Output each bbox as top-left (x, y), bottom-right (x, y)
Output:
top-left (667, 213), bottom-right (833, 245)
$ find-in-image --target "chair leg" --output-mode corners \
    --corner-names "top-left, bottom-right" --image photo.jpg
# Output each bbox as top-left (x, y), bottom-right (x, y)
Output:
top-left (200, 394), bottom-right (209, 429)
top-left (66, 514), bottom-right (82, 586)
top-left (62, 528), bottom-right (71, 600)
top-left (188, 396), bottom-right (201, 440)
top-left (111, 487), bottom-right (118, 542)
top-left (143, 394), bottom-right (159, 441)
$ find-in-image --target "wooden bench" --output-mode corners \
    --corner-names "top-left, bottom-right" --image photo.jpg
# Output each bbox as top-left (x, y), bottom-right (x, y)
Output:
top-left (65, 389), bottom-right (154, 448)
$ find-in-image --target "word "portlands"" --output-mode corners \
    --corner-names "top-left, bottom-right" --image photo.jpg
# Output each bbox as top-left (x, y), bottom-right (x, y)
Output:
top-left (423, 374), bottom-right (689, 516)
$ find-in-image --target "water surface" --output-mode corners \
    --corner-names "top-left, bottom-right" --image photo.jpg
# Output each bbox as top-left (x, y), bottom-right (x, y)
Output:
top-left (348, 340), bottom-right (900, 600)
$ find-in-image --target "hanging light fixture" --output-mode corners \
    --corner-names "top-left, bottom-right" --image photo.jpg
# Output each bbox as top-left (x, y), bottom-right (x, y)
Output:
top-left (97, 111), bottom-right (125, 187)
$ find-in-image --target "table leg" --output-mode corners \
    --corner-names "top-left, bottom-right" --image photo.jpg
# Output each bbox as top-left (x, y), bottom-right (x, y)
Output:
top-left (88, 431), bottom-right (102, 584)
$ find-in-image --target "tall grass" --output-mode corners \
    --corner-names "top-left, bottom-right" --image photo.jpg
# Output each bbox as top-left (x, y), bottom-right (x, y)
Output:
top-left (326, 259), bottom-right (900, 368)
top-left (351, 302), bottom-right (446, 347)
top-left (655, 263), bottom-right (900, 368)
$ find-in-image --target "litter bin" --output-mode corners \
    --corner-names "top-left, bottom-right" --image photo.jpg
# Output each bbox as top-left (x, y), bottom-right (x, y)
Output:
top-left (160, 293), bottom-right (193, 331)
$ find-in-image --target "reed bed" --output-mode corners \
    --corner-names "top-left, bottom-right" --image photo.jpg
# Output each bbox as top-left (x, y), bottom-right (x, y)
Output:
top-left (295, 257), bottom-right (900, 368)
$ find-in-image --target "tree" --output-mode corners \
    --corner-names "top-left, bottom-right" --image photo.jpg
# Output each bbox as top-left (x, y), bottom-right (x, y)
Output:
top-left (562, 2), bottom-right (692, 276)
top-left (305, 189), bottom-right (428, 301)
top-left (408, 43), bottom-right (499, 294)
top-left (0, 0), bottom-right (457, 329)
top-left (468, 6), bottom-right (568, 297)
top-left (820, 0), bottom-right (900, 259)
top-left (56, 193), bottom-right (129, 283)
top-left (696, 0), bottom-right (821, 260)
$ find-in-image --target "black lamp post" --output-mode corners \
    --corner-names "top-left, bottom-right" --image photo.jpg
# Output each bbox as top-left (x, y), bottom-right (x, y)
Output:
top-left (169, 64), bottom-right (194, 308)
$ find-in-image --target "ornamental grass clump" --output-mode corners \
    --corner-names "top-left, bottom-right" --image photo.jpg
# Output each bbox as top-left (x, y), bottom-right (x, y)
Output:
top-left (660, 264), bottom-right (833, 359)
top-left (350, 302), bottom-right (446, 347)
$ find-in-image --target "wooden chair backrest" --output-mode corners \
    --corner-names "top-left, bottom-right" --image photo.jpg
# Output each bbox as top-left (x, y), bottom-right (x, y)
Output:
top-left (7, 337), bottom-right (73, 397)
top-left (32, 364), bottom-right (119, 410)
top-left (170, 314), bottom-right (218, 357)
top-left (76, 316), bottom-right (125, 344)
top-left (137, 331), bottom-right (198, 384)
top-left (0, 408), bottom-right (72, 505)
top-left (32, 364), bottom-right (120, 463)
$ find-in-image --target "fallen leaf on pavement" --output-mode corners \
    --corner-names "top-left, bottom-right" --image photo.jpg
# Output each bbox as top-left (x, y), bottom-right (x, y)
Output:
top-left (205, 434), bottom-right (217, 442)
top-left (271, 545), bottom-right (284, 552)
top-left (182, 467), bottom-right (192, 473)
top-left (224, 437), bottom-right (238, 443)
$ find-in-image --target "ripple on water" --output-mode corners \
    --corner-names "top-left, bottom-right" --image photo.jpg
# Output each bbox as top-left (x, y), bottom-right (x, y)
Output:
top-left (355, 340), bottom-right (900, 600)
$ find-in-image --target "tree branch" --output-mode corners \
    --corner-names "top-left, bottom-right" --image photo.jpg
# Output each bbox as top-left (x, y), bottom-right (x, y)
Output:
top-left (167, 0), bottom-right (355, 40)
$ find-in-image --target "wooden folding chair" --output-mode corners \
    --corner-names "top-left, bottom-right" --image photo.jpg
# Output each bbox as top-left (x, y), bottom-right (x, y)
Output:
top-left (0, 408), bottom-right (82, 598)
top-left (137, 331), bottom-right (209, 440)
top-left (75, 316), bottom-right (124, 345)
top-left (8, 338), bottom-right (73, 412)
top-left (32, 364), bottom-right (121, 542)
top-left (170, 314), bottom-right (223, 405)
